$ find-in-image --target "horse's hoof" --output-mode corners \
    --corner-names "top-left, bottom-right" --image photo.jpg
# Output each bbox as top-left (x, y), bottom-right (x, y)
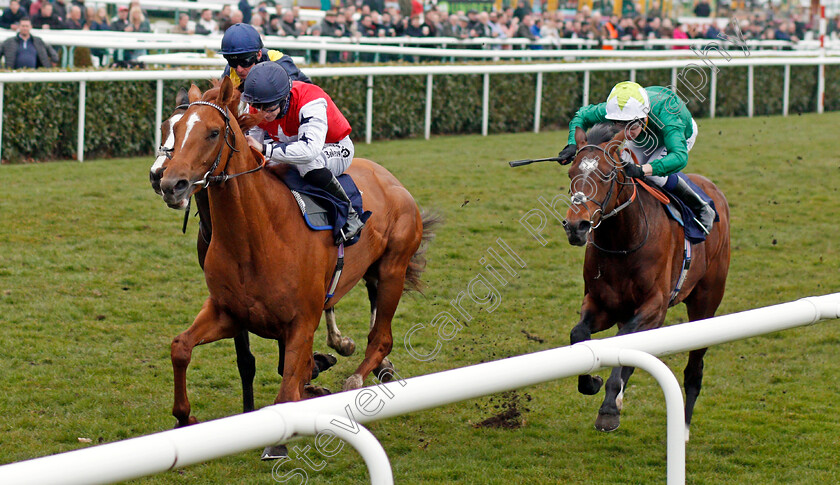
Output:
top-left (174, 416), bottom-right (198, 428)
top-left (374, 358), bottom-right (396, 382)
top-left (343, 374), bottom-right (364, 391)
top-left (304, 384), bottom-right (332, 398)
top-left (594, 413), bottom-right (620, 432)
top-left (314, 353), bottom-right (338, 372)
top-left (261, 444), bottom-right (288, 461)
top-left (578, 375), bottom-right (603, 395)
top-left (337, 337), bottom-right (356, 357)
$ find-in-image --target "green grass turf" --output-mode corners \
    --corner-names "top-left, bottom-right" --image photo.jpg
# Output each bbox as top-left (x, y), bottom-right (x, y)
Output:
top-left (1, 112), bottom-right (839, 484)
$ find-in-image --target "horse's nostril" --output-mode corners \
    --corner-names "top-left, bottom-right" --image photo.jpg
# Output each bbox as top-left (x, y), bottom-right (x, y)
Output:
top-left (579, 221), bottom-right (591, 231)
top-left (174, 179), bottom-right (189, 192)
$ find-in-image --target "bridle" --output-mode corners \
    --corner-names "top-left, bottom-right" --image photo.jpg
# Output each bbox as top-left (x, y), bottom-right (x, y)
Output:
top-left (159, 101), bottom-right (265, 188)
top-left (566, 143), bottom-right (650, 255)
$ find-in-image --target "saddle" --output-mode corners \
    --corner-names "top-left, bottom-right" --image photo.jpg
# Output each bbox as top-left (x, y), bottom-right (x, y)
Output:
top-left (280, 169), bottom-right (372, 247)
top-left (639, 173), bottom-right (718, 244)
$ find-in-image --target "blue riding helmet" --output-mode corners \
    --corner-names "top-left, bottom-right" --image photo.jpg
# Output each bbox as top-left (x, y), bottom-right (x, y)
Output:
top-left (242, 62), bottom-right (293, 115)
top-left (219, 23), bottom-right (263, 55)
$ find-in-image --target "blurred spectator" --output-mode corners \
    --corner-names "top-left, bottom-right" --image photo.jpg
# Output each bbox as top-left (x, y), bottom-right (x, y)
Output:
top-left (229, 9), bottom-right (244, 28)
top-left (64, 5), bottom-right (84, 30)
top-left (88, 6), bottom-right (110, 64)
top-left (250, 12), bottom-right (265, 34)
top-left (124, 6), bottom-right (149, 33)
top-left (540, 17), bottom-right (560, 43)
top-left (111, 6), bottom-right (129, 31)
top-left (694, 0), bottom-right (711, 18)
top-left (71, 0), bottom-right (86, 24)
top-left (28, 0), bottom-right (41, 18)
top-left (405, 14), bottom-right (427, 36)
top-left (320, 10), bottom-right (344, 37)
top-left (197, 8), bottom-right (219, 35)
top-left (0, 0), bottom-right (27, 30)
top-left (32, 2), bottom-right (63, 29)
top-left (364, 0), bottom-right (385, 15)
top-left (239, 0), bottom-right (252, 24)
top-left (1, 18), bottom-right (58, 68)
top-left (217, 4), bottom-right (232, 30)
top-left (53, 0), bottom-right (68, 23)
top-left (280, 9), bottom-right (302, 36)
top-left (172, 12), bottom-right (195, 34)
top-left (475, 11), bottom-right (495, 38)
top-left (513, 0), bottom-right (532, 21)
top-left (516, 13), bottom-right (536, 40)
top-left (488, 11), bottom-right (507, 41)
top-left (423, 10), bottom-right (440, 37)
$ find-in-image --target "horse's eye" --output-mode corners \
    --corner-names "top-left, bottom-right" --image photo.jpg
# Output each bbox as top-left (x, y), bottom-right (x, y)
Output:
top-left (208, 130), bottom-right (220, 139)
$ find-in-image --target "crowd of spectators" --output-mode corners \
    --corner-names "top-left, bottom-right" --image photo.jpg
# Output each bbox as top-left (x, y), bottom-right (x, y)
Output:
top-left (0, 0), bottom-right (832, 69)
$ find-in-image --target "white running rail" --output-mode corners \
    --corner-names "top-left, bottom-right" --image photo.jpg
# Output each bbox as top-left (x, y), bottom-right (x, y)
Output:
top-left (0, 293), bottom-right (837, 485)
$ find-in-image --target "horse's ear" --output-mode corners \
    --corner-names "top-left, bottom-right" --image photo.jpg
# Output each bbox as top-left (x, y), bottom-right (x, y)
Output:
top-left (574, 126), bottom-right (587, 147)
top-left (187, 84), bottom-right (201, 103)
top-left (217, 77), bottom-right (234, 106)
top-left (175, 87), bottom-right (189, 106)
top-left (237, 110), bottom-right (267, 133)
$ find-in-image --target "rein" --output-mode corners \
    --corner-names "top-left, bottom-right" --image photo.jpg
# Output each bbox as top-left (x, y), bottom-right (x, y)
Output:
top-left (569, 144), bottom-right (651, 255)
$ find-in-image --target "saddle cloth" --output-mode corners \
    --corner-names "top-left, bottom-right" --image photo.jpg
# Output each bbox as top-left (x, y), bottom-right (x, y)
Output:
top-left (281, 169), bottom-right (372, 247)
top-left (661, 173), bottom-right (719, 244)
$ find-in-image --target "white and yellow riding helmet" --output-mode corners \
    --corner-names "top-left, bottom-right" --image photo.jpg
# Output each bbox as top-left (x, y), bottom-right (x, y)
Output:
top-left (604, 81), bottom-right (650, 121)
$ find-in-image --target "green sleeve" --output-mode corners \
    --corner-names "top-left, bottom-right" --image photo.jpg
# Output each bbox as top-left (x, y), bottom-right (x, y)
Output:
top-left (649, 125), bottom-right (688, 176)
top-left (567, 103), bottom-right (608, 145)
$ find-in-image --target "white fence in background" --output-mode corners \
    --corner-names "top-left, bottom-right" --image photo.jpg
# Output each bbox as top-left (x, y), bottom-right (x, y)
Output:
top-left (0, 55), bottom-right (838, 162)
top-left (0, 293), bottom-right (837, 485)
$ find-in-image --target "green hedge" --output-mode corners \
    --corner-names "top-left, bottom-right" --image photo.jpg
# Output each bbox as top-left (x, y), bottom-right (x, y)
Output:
top-left (0, 64), bottom-right (833, 163)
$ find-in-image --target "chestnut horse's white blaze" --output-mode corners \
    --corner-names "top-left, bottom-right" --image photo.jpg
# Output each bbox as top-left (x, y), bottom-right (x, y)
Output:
top-left (181, 113), bottom-right (202, 150)
top-left (151, 113), bottom-right (184, 173)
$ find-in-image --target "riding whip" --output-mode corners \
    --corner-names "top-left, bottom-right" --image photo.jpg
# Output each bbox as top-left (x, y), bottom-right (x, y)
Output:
top-left (508, 156), bottom-right (562, 167)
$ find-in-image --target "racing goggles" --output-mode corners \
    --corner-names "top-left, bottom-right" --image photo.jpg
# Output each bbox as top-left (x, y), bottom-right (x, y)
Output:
top-left (250, 96), bottom-right (290, 116)
top-left (224, 52), bottom-right (258, 68)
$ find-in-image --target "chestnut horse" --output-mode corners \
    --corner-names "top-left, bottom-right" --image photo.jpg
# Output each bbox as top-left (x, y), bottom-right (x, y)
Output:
top-left (562, 124), bottom-right (730, 436)
top-left (149, 91), bottom-right (356, 421)
top-left (157, 78), bottom-right (435, 427)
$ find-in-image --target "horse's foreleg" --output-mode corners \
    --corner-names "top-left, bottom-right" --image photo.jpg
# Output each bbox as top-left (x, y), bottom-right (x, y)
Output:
top-left (595, 303), bottom-right (667, 432)
top-left (571, 298), bottom-right (612, 395)
top-left (325, 307), bottom-right (356, 357)
top-left (172, 300), bottom-right (239, 427)
top-left (344, 266), bottom-right (401, 391)
top-left (233, 329), bottom-right (256, 413)
top-left (275, 318), bottom-right (317, 404)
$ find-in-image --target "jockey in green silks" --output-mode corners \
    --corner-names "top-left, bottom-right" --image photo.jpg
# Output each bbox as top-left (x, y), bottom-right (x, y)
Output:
top-left (558, 81), bottom-right (716, 234)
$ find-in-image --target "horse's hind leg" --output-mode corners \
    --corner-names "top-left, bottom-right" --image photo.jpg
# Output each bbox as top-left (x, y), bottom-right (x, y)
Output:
top-left (233, 329), bottom-right (256, 413)
top-left (325, 307), bottom-right (356, 357)
top-left (570, 296), bottom-right (613, 395)
top-left (172, 300), bottom-right (239, 428)
top-left (344, 261), bottom-right (405, 391)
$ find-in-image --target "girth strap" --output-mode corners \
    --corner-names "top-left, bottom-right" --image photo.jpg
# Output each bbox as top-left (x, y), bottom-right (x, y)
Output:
top-left (325, 243), bottom-right (345, 304)
top-left (669, 238), bottom-right (692, 306)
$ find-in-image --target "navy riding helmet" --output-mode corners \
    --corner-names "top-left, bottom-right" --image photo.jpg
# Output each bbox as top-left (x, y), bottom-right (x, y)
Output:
top-left (219, 23), bottom-right (263, 55)
top-left (242, 61), bottom-right (293, 116)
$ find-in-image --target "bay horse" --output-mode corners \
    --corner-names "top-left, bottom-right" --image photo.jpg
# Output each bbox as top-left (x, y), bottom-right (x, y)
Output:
top-left (149, 90), bottom-right (358, 422)
top-left (156, 78), bottom-right (436, 427)
top-left (562, 123), bottom-right (730, 436)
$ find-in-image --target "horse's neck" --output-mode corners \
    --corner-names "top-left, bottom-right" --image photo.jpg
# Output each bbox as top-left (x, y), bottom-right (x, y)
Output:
top-left (207, 143), bottom-right (293, 250)
top-left (592, 183), bottom-right (658, 254)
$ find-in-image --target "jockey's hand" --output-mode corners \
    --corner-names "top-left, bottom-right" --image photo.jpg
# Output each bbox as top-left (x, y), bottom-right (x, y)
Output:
top-left (245, 135), bottom-right (264, 153)
top-left (557, 144), bottom-right (577, 165)
top-left (623, 163), bottom-right (646, 179)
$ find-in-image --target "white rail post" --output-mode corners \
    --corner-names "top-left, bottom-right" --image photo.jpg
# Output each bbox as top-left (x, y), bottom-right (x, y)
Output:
top-left (365, 75), bottom-right (373, 145)
top-left (482, 73), bottom-right (489, 136)
top-left (0, 82), bottom-right (4, 162)
top-left (747, 65), bottom-right (754, 118)
top-left (534, 71), bottom-right (543, 133)
top-left (315, 415), bottom-right (393, 485)
top-left (629, 68), bottom-right (636, 82)
top-left (583, 70), bottom-right (590, 106)
top-left (671, 66), bottom-right (677, 90)
top-left (709, 68), bottom-right (716, 119)
top-left (155, 79), bottom-right (163, 149)
top-left (424, 73), bottom-right (433, 140)
top-left (580, 343), bottom-right (686, 485)
top-left (77, 80), bottom-right (86, 162)
top-left (819, 4), bottom-right (826, 114)
top-left (783, 64), bottom-right (790, 116)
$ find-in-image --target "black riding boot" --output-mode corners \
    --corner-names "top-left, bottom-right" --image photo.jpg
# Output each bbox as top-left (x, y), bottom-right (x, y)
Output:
top-left (671, 176), bottom-right (715, 235)
top-left (304, 168), bottom-right (365, 244)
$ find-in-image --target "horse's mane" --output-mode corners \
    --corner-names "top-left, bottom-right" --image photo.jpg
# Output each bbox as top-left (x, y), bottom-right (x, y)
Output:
top-left (199, 81), bottom-right (266, 133)
top-left (586, 123), bottom-right (619, 145)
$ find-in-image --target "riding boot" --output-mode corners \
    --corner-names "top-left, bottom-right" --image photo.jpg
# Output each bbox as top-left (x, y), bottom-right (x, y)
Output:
top-left (305, 168), bottom-right (365, 244)
top-left (671, 176), bottom-right (716, 235)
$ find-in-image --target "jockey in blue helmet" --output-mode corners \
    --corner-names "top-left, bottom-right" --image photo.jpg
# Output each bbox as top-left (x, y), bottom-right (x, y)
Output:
top-left (243, 62), bottom-right (365, 244)
top-left (219, 23), bottom-right (311, 89)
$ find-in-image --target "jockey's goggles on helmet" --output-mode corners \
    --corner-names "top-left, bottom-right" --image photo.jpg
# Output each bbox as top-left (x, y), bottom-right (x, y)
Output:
top-left (248, 95), bottom-right (290, 117)
top-left (224, 52), bottom-right (258, 68)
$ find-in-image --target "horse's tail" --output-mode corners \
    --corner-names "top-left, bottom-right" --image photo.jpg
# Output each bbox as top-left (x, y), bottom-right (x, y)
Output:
top-left (404, 209), bottom-right (443, 293)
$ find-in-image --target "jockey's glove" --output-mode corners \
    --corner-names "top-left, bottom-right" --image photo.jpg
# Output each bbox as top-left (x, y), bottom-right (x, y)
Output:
top-left (623, 162), bottom-right (646, 179)
top-left (557, 144), bottom-right (577, 165)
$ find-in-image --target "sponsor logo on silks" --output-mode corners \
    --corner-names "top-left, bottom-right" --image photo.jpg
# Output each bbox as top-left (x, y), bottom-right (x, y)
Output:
top-left (324, 148), bottom-right (342, 158)
top-left (340, 147), bottom-right (350, 158)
